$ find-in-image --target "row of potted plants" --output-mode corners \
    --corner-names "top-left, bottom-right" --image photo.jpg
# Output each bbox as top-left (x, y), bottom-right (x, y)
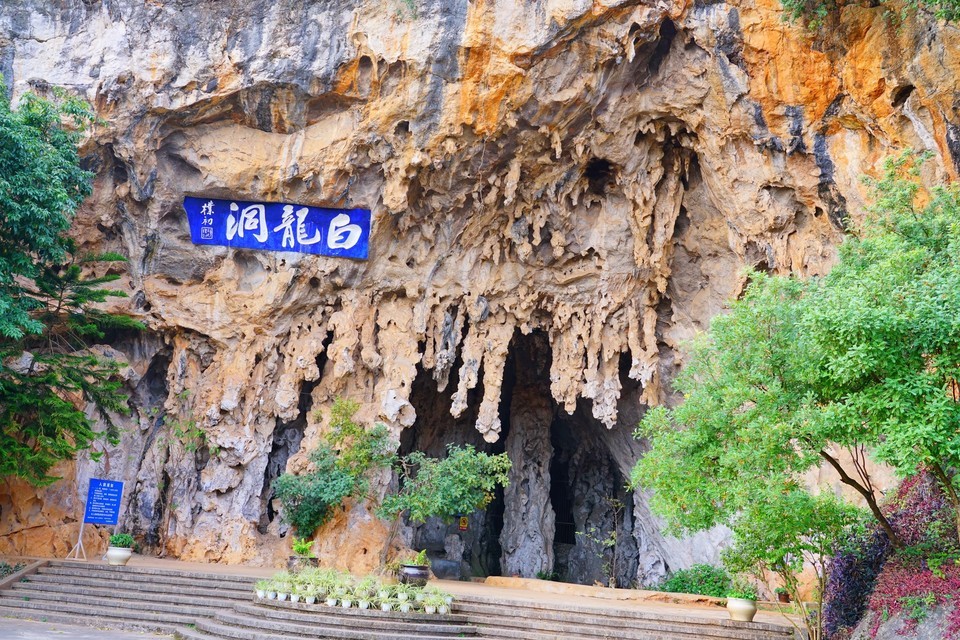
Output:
top-left (254, 568), bottom-right (454, 614)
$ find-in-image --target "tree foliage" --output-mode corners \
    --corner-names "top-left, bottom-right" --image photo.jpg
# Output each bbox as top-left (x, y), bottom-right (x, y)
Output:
top-left (0, 84), bottom-right (141, 486)
top-left (632, 151), bottom-right (960, 637)
top-left (379, 444), bottom-right (512, 523)
top-left (273, 398), bottom-right (396, 534)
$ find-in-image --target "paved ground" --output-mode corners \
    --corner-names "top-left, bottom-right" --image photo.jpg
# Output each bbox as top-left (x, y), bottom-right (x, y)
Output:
top-left (0, 619), bottom-right (172, 639)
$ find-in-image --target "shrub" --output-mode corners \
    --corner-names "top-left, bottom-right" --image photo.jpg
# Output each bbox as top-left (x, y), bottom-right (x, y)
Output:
top-left (822, 529), bottom-right (891, 639)
top-left (0, 562), bottom-right (25, 578)
top-left (109, 533), bottom-right (134, 548)
top-left (656, 564), bottom-right (732, 598)
top-left (273, 397), bottom-right (396, 535)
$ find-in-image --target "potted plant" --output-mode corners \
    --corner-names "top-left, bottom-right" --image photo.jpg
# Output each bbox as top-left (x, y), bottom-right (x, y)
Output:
top-left (422, 592), bottom-right (445, 615)
top-left (774, 586), bottom-right (791, 603)
top-left (393, 582), bottom-right (416, 603)
top-left (266, 580), bottom-right (278, 600)
top-left (399, 549), bottom-right (430, 587)
top-left (106, 533), bottom-right (135, 566)
top-left (375, 595), bottom-right (395, 612)
top-left (377, 583), bottom-right (394, 600)
top-left (255, 579), bottom-right (270, 599)
top-left (726, 580), bottom-right (759, 622)
top-left (288, 536), bottom-right (319, 572)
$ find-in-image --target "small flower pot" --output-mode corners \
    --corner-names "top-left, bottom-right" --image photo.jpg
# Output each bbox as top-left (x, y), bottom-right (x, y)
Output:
top-left (396, 593), bottom-right (409, 602)
top-left (255, 590), bottom-right (266, 599)
top-left (727, 597), bottom-right (758, 623)
top-left (777, 592), bottom-right (791, 604)
top-left (106, 547), bottom-right (133, 566)
top-left (444, 596), bottom-right (453, 605)
top-left (278, 593), bottom-right (288, 602)
top-left (290, 594), bottom-right (301, 603)
top-left (267, 591), bottom-right (277, 600)
top-left (305, 595), bottom-right (316, 605)
top-left (438, 605), bottom-right (449, 615)
top-left (399, 602), bottom-right (412, 613)
top-left (325, 597), bottom-right (338, 607)
top-left (424, 605), bottom-right (437, 614)
top-left (378, 590), bottom-right (390, 600)
top-left (380, 602), bottom-right (393, 612)
top-left (358, 600), bottom-right (370, 610)
top-left (341, 599), bottom-right (353, 608)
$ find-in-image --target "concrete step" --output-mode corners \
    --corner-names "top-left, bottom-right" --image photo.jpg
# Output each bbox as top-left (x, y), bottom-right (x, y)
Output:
top-left (39, 564), bottom-right (254, 592)
top-left (198, 615), bottom-right (481, 640)
top-left (457, 606), bottom-right (791, 640)
top-left (0, 605), bottom-right (179, 635)
top-left (48, 560), bottom-right (257, 584)
top-left (454, 598), bottom-right (795, 640)
top-left (236, 600), bottom-right (477, 634)
top-left (0, 585), bottom-right (228, 618)
top-left (10, 580), bottom-right (244, 609)
top-left (0, 596), bottom-right (197, 626)
top-left (21, 573), bottom-right (252, 601)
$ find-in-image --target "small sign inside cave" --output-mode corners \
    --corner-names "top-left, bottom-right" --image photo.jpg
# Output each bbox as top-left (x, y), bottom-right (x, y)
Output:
top-left (183, 196), bottom-right (371, 260)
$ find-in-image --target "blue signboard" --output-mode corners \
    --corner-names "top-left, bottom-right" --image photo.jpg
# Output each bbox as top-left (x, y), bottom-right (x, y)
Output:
top-left (183, 196), bottom-right (371, 260)
top-left (82, 478), bottom-right (124, 526)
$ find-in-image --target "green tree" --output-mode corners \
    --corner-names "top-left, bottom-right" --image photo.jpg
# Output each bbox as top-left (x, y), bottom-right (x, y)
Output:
top-left (0, 84), bottom-right (140, 486)
top-left (632, 151), bottom-right (960, 595)
top-left (379, 444), bottom-right (512, 523)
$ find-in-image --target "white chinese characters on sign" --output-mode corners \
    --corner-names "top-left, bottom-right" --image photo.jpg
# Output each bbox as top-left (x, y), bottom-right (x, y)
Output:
top-left (273, 205), bottom-right (322, 249)
top-left (226, 203), bottom-right (268, 242)
top-left (327, 213), bottom-right (362, 250)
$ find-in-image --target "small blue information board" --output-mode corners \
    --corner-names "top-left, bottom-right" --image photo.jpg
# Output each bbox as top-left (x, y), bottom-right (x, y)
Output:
top-left (182, 196), bottom-right (371, 260)
top-left (82, 478), bottom-right (124, 526)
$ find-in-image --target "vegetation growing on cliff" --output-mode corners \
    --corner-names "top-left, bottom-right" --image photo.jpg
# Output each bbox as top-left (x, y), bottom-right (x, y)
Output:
top-left (0, 85), bottom-right (141, 486)
top-left (633, 152), bottom-right (960, 637)
top-left (781, 0), bottom-right (959, 28)
top-left (273, 398), bottom-right (396, 534)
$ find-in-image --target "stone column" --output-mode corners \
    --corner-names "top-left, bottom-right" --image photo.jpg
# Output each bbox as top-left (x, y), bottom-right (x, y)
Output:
top-left (499, 387), bottom-right (556, 577)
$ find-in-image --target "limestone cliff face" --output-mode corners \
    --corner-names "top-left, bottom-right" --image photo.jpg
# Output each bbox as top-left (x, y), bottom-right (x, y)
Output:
top-left (0, 0), bottom-right (956, 585)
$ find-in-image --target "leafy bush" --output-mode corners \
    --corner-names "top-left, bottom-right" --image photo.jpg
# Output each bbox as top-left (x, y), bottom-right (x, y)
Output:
top-left (273, 397), bottom-right (396, 535)
top-left (823, 529), bottom-right (891, 638)
top-left (378, 444), bottom-right (511, 523)
top-left (0, 562), bottom-right (25, 578)
top-left (109, 533), bottom-right (134, 548)
top-left (656, 564), bottom-right (732, 598)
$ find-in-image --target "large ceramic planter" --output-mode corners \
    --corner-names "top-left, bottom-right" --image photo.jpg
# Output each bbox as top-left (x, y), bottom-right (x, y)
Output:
top-left (726, 597), bottom-right (758, 622)
top-left (105, 546), bottom-right (132, 566)
top-left (399, 564), bottom-right (429, 587)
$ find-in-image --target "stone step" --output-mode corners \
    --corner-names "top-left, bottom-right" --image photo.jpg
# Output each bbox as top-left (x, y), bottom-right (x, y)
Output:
top-left (10, 580), bottom-right (241, 609)
top-left (0, 596), bottom-right (197, 626)
top-left (454, 598), bottom-right (795, 639)
top-left (48, 560), bottom-right (257, 584)
top-left (456, 605), bottom-right (793, 640)
top-left (39, 564), bottom-right (255, 592)
top-left (0, 585), bottom-right (227, 618)
top-left (21, 572), bottom-right (252, 601)
top-left (235, 601), bottom-right (476, 634)
top-left (218, 609), bottom-right (477, 639)
top-left (197, 616), bottom-right (484, 640)
top-left (467, 618), bottom-right (791, 640)
top-left (0, 605), bottom-right (179, 635)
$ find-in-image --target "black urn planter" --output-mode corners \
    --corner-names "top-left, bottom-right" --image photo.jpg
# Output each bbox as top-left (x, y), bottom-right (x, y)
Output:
top-left (287, 556), bottom-right (320, 572)
top-left (399, 564), bottom-right (429, 587)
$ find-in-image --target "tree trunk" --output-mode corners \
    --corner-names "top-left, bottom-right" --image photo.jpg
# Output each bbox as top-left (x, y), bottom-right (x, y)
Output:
top-left (819, 451), bottom-right (902, 548)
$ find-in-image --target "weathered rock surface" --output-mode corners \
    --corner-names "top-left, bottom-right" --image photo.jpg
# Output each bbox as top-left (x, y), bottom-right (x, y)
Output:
top-left (0, 0), bottom-right (957, 584)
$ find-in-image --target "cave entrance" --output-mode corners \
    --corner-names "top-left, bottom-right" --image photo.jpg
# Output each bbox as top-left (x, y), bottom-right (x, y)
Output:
top-left (498, 331), bottom-right (638, 587)
top-left (400, 344), bottom-right (504, 580)
top-left (402, 329), bottom-right (637, 585)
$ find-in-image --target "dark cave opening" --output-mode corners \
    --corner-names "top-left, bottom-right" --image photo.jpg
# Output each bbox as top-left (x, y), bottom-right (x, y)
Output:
top-left (402, 328), bottom-right (638, 585)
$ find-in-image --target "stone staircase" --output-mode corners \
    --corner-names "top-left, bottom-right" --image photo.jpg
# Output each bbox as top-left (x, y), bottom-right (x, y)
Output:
top-left (0, 561), bottom-right (800, 640)
top-left (452, 593), bottom-right (800, 640)
top-left (0, 560), bottom-right (255, 634)
top-left (175, 598), bottom-right (482, 640)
